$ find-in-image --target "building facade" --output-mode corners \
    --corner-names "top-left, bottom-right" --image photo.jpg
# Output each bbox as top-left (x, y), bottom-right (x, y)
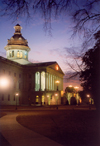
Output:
top-left (0, 24), bottom-right (64, 106)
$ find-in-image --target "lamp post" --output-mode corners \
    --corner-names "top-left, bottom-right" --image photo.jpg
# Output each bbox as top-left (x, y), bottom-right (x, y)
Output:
top-left (87, 94), bottom-right (91, 109)
top-left (55, 80), bottom-right (60, 91)
top-left (74, 86), bottom-right (79, 105)
top-left (15, 93), bottom-right (19, 110)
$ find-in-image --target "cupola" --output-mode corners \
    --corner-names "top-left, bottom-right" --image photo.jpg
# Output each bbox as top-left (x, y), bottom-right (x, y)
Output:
top-left (4, 24), bottom-right (30, 61)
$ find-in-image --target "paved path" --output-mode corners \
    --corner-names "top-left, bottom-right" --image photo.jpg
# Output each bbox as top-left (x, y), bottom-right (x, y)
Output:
top-left (0, 112), bottom-right (63, 146)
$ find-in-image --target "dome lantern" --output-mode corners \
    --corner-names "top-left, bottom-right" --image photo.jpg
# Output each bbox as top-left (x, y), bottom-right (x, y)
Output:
top-left (4, 24), bottom-right (30, 62)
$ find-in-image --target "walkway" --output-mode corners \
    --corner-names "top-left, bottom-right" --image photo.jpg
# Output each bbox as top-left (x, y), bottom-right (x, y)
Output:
top-left (0, 112), bottom-right (63, 146)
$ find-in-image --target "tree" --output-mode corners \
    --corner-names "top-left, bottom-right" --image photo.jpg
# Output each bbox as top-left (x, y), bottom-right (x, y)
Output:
top-left (80, 30), bottom-right (100, 112)
top-left (0, 0), bottom-right (100, 38)
top-left (65, 86), bottom-right (75, 93)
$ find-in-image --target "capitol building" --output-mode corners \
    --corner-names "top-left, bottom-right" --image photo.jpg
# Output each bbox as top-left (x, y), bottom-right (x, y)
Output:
top-left (0, 24), bottom-right (64, 106)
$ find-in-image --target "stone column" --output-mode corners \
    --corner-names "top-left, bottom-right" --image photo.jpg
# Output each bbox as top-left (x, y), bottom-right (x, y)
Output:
top-left (40, 72), bottom-right (41, 91)
top-left (45, 72), bottom-right (47, 91)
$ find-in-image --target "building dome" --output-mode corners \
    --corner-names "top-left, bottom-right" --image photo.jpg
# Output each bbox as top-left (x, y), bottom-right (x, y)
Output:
top-left (4, 24), bottom-right (30, 62)
top-left (5, 24), bottom-right (30, 51)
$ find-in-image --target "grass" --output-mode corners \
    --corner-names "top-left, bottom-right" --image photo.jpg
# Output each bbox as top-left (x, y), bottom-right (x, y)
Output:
top-left (16, 110), bottom-right (100, 146)
top-left (0, 112), bottom-right (11, 146)
top-left (0, 112), bottom-right (6, 118)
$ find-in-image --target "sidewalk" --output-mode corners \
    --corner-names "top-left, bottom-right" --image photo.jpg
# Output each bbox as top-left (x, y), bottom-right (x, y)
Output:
top-left (0, 112), bottom-right (63, 146)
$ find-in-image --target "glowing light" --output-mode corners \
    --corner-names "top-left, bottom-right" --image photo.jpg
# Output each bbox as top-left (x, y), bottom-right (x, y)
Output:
top-left (16, 93), bottom-right (19, 96)
top-left (61, 90), bottom-right (64, 96)
top-left (55, 65), bottom-right (59, 70)
top-left (69, 85), bottom-right (72, 87)
top-left (74, 86), bottom-right (79, 89)
top-left (80, 98), bottom-right (82, 103)
top-left (55, 93), bottom-right (58, 96)
top-left (55, 80), bottom-right (60, 84)
top-left (87, 94), bottom-right (90, 98)
top-left (0, 77), bottom-right (9, 88)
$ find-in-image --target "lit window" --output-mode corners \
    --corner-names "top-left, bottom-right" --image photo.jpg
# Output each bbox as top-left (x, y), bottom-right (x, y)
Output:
top-left (35, 72), bottom-right (40, 91)
top-left (9, 51), bottom-right (12, 57)
top-left (20, 51), bottom-right (23, 58)
top-left (17, 51), bottom-right (19, 57)
top-left (36, 96), bottom-right (39, 102)
top-left (24, 52), bottom-right (27, 58)
top-left (12, 51), bottom-right (14, 57)
top-left (41, 72), bottom-right (45, 91)
top-left (55, 65), bottom-right (59, 70)
top-left (19, 37), bottom-right (22, 40)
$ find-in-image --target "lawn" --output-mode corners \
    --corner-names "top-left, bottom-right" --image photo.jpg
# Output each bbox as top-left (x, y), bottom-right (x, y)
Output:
top-left (16, 110), bottom-right (100, 146)
top-left (0, 112), bottom-right (11, 146)
top-left (0, 112), bottom-right (6, 118)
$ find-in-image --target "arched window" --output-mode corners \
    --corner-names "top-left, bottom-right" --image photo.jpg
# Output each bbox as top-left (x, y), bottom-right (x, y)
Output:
top-left (35, 72), bottom-right (40, 91)
top-left (41, 71), bottom-right (45, 91)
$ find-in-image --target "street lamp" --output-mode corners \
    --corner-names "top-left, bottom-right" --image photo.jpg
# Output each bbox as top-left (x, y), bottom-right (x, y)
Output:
top-left (87, 94), bottom-right (90, 98)
top-left (87, 94), bottom-right (91, 109)
top-left (55, 80), bottom-right (60, 91)
top-left (69, 85), bottom-right (72, 87)
top-left (0, 77), bottom-right (9, 88)
top-left (15, 93), bottom-right (19, 110)
top-left (74, 86), bottom-right (79, 90)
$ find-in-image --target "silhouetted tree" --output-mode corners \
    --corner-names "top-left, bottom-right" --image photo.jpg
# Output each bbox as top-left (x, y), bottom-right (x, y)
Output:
top-left (0, 0), bottom-right (100, 37)
top-left (80, 30), bottom-right (100, 112)
top-left (65, 86), bottom-right (75, 93)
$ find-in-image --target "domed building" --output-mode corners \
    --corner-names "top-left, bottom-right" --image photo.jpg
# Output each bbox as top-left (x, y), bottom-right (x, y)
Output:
top-left (4, 24), bottom-right (30, 64)
top-left (0, 24), bottom-right (64, 106)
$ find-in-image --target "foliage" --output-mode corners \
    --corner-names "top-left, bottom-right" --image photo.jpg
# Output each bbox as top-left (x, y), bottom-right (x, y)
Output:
top-left (65, 86), bottom-right (75, 93)
top-left (78, 90), bottom-right (86, 100)
top-left (80, 30), bottom-right (100, 111)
